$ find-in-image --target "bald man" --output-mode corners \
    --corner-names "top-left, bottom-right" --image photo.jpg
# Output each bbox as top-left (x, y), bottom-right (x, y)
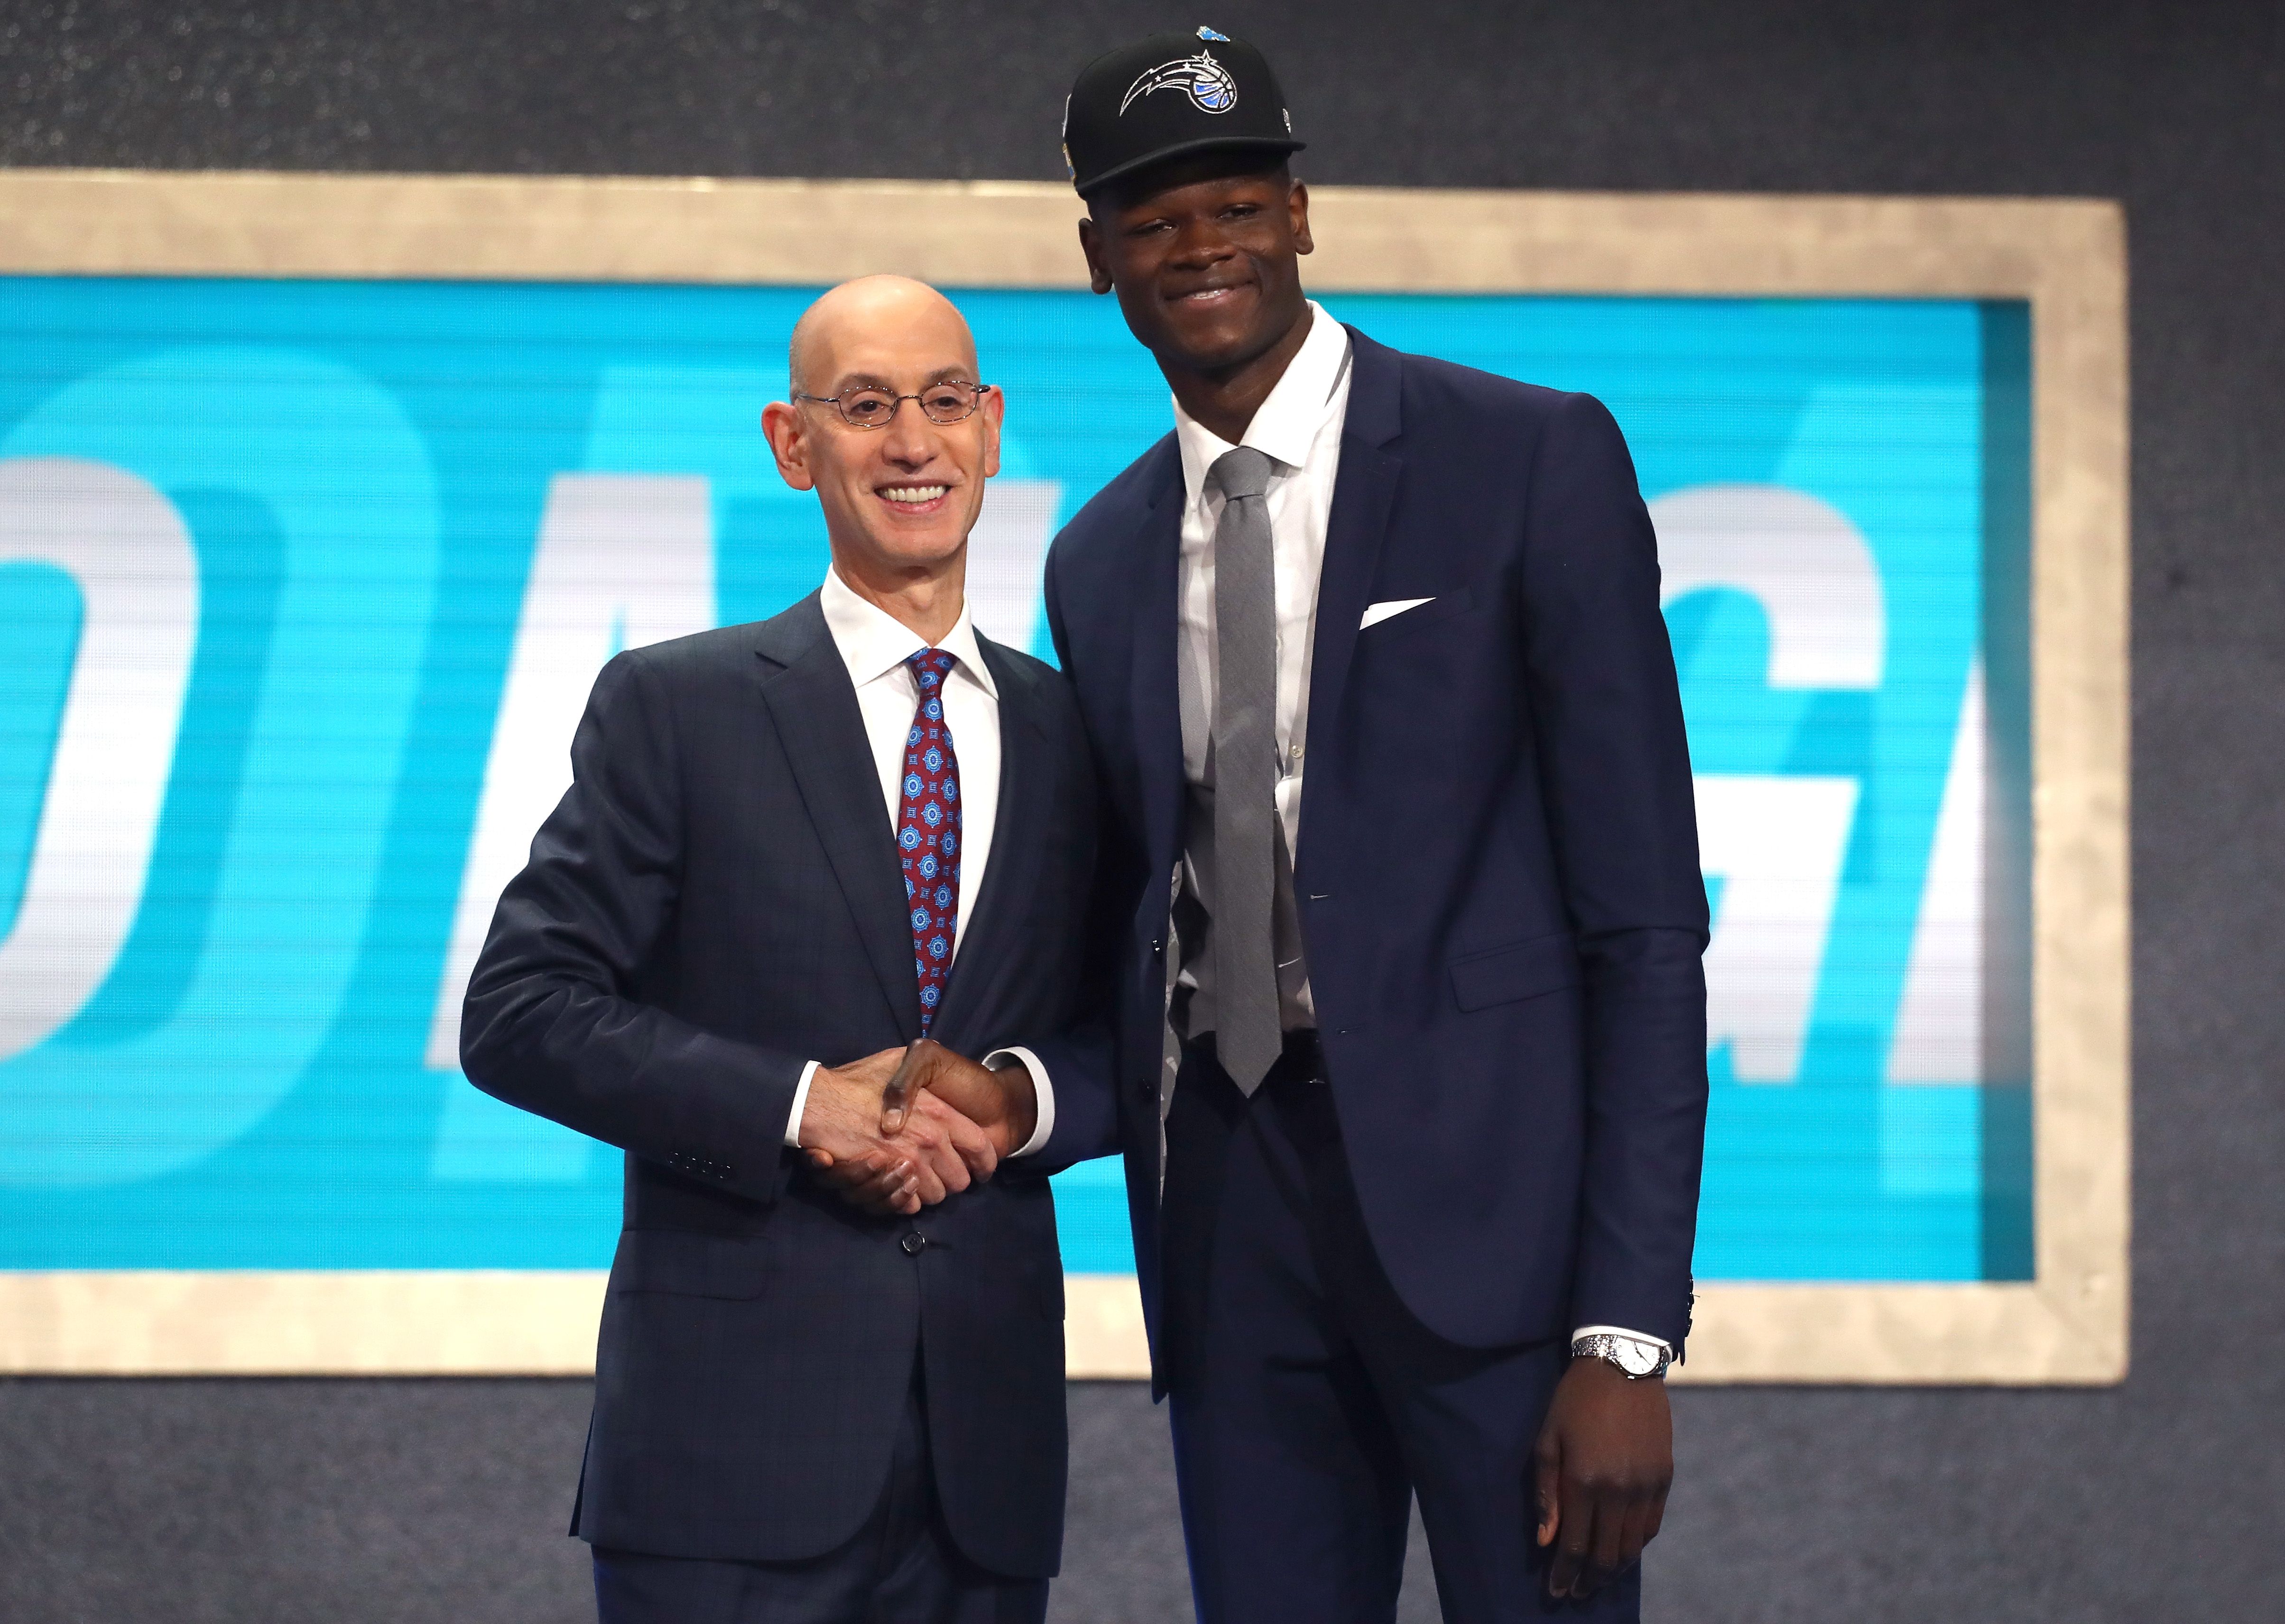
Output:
top-left (460, 277), bottom-right (1096, 1624)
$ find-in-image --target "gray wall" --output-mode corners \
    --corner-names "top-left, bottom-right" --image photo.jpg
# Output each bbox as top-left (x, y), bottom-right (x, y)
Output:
top-left (2, 2), bottom-right (2281, 1619)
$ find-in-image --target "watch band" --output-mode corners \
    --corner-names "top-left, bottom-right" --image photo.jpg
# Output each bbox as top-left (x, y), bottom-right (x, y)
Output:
top-left (1570, 1331), bottom-right (1674, 1379)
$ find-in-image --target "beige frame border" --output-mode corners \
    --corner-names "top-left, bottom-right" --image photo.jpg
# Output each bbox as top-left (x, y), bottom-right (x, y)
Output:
top-left (0, 169), bottom-right (2127, 1384)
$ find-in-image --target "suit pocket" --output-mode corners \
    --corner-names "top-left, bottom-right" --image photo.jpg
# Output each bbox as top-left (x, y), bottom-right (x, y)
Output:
top-left (1449, 932), bottom-right (1581, 1013)
top-left (609, 1228), bottom-right (775, 1300)
top-left (1355, 586), bottom-right (1480, 643)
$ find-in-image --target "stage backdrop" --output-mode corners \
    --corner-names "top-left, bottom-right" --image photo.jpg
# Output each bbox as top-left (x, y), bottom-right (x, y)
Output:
top-left (0, 171), bottom-right (2127, 1382)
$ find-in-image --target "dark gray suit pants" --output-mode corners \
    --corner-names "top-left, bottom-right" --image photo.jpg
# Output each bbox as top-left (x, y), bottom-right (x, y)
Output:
top-left (591, 1366), bottom-right (1049, 1624)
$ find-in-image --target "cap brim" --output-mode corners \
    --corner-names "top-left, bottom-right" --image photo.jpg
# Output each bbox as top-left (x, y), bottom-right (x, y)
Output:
top-left (1075, 135), bottom-right (1306, 198)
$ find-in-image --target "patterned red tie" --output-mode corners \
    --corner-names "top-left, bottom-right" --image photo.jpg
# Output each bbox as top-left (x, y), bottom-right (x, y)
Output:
top-left (896, 648), bottom-right (962, 1032)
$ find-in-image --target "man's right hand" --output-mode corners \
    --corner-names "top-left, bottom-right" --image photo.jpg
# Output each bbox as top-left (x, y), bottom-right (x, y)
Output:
top-left (878, 1038), bottom-right (1038, 1155)
top-left (796, 1047), bottom-right (999, 1215)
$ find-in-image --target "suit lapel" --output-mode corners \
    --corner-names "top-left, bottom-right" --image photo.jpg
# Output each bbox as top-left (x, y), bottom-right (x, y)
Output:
top-left (755, 597), bottom-right (924, 1039)
top-left (1296, 330), bottom-right (1405, 892)
top-left (929, 638), bottom-right (1049, 1041)
top-left (1128, 444), bottom-right (1188, 882)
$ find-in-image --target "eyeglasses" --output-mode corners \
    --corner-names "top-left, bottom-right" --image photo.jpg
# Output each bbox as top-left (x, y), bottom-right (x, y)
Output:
top-left (794, 380), bottom-right (994, 430)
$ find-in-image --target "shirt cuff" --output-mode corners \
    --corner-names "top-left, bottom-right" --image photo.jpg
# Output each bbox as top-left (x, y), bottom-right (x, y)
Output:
top-left (982, 1046), bottom-right (1055, 1158)
top-left (1570, 1324), bottom-right (1674, 1355)
top-left (784, 1060), bottom-right (821, 1149)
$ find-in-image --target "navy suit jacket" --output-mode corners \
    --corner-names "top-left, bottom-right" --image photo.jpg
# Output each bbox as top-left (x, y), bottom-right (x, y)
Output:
top-left (459, 593), bottom-right (1097, 1578)
top-left (1027, 327), bottom-right (1710, 1355)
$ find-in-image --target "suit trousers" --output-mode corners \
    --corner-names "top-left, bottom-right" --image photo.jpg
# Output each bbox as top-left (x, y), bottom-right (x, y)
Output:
top-left (1160, 1037), bottom-right (1643, 1624)
top-left (591, 1365), bottom-right (1049, 1624)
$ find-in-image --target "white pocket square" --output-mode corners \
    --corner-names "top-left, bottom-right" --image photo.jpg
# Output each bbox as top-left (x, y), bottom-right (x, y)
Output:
top-left (1360, 598), bottom-right (1434, 630)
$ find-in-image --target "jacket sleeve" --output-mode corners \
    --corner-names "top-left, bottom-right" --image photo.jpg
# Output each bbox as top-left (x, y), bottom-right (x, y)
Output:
top-left (1012, 537), bottom-right (1129, 1177)
top-left (1520, 391), bottom-right (1711, 1349)
top-left (458, 647), bottom-right (810, 1205)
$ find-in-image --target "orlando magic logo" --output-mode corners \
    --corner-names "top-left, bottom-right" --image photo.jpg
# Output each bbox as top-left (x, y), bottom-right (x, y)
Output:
top-left (1119, 48), bottom-right (1239, 117)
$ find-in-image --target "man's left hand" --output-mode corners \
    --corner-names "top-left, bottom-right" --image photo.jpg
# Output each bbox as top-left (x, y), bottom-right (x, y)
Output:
top-left (1533, 1354), bottom-right (1674, 1600)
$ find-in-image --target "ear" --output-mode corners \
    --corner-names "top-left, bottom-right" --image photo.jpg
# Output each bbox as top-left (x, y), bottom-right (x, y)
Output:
top-left (1289, 179), bottom-right (1314, 258)
top-left (979, 382), bottom-right (1005, 480)
top-left (760, 399), bottom-right (815, 491)
top-left (1077, 215), bottom-right (1115, 296)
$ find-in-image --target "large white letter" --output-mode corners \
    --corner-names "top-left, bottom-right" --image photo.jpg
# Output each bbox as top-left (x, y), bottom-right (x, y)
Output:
top-left (1652, 483), bottom-right (1885, 690)
top-left (1653, 482), bottom-right (1887, 1084)
top-left (0, 459), bottom-right (198, 1061)
top-left (0, 351), bottom-right (442, 1188)
top-left (1694, 775), bottom-right (1860, 1083)
top-left (964, 480), bottom-right (1061, 655)
top-left (1887, 658), bottom-right (2030, 1087)
top-left (426, 476), bottom-right (713, 1181)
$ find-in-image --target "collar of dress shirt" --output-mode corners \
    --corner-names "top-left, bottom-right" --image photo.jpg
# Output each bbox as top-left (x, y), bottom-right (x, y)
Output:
top-left (817, 563), bottom-right (999, 701)
top-left (1173, 299), bottom-right (1352, 497)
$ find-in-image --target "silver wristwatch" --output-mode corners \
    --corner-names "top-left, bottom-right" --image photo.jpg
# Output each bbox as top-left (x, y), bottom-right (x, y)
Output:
top-left (1571, 1331), bottom-right (1674, 1380)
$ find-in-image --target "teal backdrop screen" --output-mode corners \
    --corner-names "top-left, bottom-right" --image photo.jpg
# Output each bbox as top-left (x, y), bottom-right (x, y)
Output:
top-left (0, 277), bottom-right (2033, 1282)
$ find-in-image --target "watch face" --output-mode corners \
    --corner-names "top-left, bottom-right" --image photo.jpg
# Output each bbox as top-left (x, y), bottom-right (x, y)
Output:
top-left (1614, 1339), bottom-right (1661, 1377)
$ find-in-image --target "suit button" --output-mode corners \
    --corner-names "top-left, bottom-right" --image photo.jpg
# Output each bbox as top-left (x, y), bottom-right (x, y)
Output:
top-left (901, 1233), bottom-right (927, 1256)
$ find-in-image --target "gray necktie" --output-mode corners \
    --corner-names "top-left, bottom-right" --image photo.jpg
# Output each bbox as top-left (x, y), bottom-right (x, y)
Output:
top-left (1207, 446), bottom-right (1283, 1094)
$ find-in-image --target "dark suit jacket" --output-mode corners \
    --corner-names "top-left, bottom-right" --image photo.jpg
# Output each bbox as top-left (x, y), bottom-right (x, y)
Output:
top-left (459, 593), bottom-right (1097, 1578)
top-left (1027, 327), bottom-right (1710, 1357)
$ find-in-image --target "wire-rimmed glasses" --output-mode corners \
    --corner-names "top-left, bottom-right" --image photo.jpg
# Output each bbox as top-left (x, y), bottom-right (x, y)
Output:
top-left (794, 380), bottom-right (994, 430)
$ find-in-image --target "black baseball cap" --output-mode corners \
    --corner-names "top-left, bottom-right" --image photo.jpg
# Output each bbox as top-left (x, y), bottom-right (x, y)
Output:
top-left (1062, 26), bottom-right (1304, 198)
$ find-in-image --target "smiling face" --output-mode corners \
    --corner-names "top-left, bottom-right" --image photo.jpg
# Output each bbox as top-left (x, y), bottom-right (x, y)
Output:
top-left (1079, 156), bottom-right (1313, 381)
top-left (761, 277), bottom-right (1002, 591)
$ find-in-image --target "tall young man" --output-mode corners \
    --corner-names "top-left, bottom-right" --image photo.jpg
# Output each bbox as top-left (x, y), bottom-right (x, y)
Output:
top-left (970, 28), bottom-right (1707, 1623)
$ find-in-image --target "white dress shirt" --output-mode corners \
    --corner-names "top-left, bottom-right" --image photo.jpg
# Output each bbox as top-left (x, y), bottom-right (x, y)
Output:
top-left (781, 565), bottom-right (1054, 1157)
top-left (1172, 299), bottom-right (1352, 1028)
top-left (1169, 304), bottom-right (1666, 1361)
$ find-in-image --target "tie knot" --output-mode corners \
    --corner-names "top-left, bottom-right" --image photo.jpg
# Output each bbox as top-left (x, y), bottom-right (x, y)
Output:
top-left (1207, 445), bottom-right (1274, 502)
top-left (907, 647), bottom-right (957, 689)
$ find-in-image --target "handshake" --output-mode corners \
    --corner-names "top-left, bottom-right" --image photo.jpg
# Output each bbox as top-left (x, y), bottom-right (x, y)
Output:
top-left (796, 1039), bottom-right (1038, 1216)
